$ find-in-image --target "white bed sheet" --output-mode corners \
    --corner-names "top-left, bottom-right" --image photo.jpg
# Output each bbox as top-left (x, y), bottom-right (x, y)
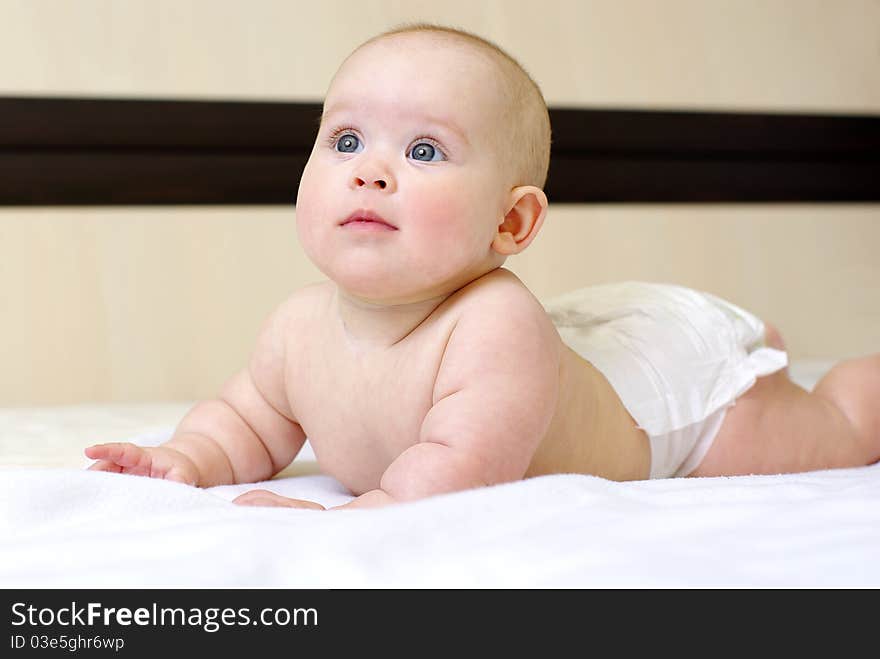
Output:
top-left (2, 360), bottom-right (878, 588)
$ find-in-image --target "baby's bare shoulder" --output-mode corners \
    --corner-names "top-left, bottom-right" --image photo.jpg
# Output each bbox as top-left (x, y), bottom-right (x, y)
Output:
top-left (252, 281), bottom-right (326, 349)
top-left (454, 268), bottom-right (556, 332)
top-left (273, 280), bottom-right (332, 324)
top-left (437, 269), bottom-right (560, 390)
top-left (246, 282), bottom-right (331, 406)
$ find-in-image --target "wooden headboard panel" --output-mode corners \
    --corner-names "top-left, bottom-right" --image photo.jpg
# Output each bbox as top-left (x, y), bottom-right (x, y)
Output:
top-left (1, 96), bottom-right (877, 205)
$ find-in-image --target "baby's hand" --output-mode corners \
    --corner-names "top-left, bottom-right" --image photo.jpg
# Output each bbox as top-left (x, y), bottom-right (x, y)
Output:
top-left (232, 489), bottom-right (326, 510)
top-left (84, 442), bottom-right (200, 486)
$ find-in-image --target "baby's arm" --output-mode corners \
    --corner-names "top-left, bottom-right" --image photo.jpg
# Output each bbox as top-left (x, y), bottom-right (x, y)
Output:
top-left (339, 288), bottom-right (560, 509)
top-left (86, 298), bottom-right (307, 487)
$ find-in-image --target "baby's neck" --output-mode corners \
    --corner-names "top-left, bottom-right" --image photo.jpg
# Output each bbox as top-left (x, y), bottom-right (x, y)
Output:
top-left (333, 286), bottom-right (450, 352)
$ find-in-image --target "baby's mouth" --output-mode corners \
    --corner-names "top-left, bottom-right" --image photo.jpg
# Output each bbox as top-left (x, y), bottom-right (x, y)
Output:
top-left (340, 209), bottom-right (398, 230)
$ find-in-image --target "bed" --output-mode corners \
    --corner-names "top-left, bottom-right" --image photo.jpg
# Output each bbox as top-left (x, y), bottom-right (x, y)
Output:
top-left (2, 359), bottom-right (878, 588)
top-left (2, 98), bottom-right (879, 588)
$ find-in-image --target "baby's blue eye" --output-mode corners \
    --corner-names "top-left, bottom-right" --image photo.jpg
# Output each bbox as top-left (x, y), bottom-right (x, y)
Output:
top-left (335, 134), bottom-right (360, 153)
top-left (409, 142), bottom-right (443, 162)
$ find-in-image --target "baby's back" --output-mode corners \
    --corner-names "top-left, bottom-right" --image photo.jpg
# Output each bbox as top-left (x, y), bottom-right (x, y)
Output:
top-left (531, 342), bottom-right (651, 480)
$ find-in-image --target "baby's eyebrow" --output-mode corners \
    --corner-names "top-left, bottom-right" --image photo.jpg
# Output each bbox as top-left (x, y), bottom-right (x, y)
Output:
top-left (319, 103), bottom-right (469, 144)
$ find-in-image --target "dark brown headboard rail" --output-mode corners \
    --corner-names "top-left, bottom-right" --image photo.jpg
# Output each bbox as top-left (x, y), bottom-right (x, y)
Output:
top-left (1, 96), bottom-right (877, 205)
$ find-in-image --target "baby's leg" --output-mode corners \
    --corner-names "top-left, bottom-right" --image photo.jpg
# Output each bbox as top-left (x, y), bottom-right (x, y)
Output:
top-left (690, 325), bottom-right (880, 477)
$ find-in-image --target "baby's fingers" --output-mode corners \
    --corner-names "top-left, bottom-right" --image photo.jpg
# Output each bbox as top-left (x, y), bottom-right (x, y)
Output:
top-left (87, 460), bottom-right (124, 473)
top-left (233, 489), bottom-right (325, 510)
top-left (84, 442), bottom-right (151, 470)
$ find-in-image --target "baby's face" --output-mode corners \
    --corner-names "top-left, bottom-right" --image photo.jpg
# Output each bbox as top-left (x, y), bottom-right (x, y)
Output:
top-left (295, 35), bottom-right (511, 304)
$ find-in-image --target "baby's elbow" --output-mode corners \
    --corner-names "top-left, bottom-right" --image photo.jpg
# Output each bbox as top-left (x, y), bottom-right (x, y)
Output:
top-left (380, 442), bottom-right (490, 502)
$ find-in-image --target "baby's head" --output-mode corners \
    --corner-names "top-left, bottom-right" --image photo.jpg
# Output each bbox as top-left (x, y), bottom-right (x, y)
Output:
top-left (296, 24), bottom-right (552, 304)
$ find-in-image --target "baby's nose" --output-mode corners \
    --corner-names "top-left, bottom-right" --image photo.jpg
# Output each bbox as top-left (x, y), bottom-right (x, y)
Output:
top-left (353, 175), bottom-right (387, 190)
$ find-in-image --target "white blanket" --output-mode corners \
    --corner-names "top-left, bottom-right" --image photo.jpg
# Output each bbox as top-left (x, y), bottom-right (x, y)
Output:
top-left (2, 360), bottom-right (879, 587)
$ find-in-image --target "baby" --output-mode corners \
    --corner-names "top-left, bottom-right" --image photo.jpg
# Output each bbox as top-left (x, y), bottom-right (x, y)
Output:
top-left (85, 24), bottom-right (880, 510)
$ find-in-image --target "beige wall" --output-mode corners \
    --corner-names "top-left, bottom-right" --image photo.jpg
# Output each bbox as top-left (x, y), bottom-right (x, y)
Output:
top-left (1, 0), bottom-right (878, 404)
top-left (3, 0), bottom-right (878, 111)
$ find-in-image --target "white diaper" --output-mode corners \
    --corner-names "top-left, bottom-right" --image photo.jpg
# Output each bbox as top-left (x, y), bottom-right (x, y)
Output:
top-left (543, 282), bottom-right (788, 479)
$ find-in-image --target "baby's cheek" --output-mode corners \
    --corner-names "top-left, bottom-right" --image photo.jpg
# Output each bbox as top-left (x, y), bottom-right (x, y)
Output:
top-left (414, 193), bottom-right (473, 240)
top-left (422, 217), bottom-right (478, 268)
top-left (295, 171), bottom-right (330, 244)
top-left (294, 201), bottom-right (317, 251)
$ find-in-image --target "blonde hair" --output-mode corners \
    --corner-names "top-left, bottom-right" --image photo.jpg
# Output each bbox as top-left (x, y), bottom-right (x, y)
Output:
top-left (357, 23), bottom-right (552, 189)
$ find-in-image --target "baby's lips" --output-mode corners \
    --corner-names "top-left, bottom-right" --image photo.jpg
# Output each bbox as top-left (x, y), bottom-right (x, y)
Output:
top-left (340, 208), bottom-right (397, 229)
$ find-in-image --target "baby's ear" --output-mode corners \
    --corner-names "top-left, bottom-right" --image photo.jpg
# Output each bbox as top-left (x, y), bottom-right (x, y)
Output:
top-left (492, 186), bottom-right (549, 256)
